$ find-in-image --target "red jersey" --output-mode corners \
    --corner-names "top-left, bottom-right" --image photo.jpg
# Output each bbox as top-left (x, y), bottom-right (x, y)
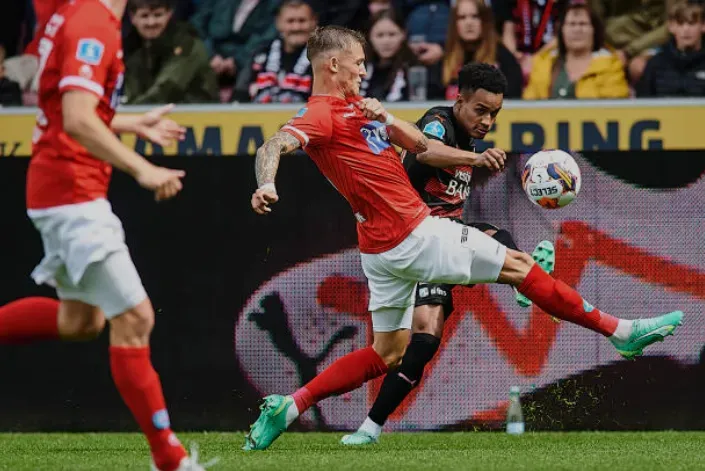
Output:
top-left (24, 0), bottom-right (68, 57)
top-left (281, 95), bottom-right (430, 254)
top-left (27, 0), bottom-right (124, 210)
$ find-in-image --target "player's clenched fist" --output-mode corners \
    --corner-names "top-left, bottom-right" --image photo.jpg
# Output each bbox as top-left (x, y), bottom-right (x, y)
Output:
top-left (135, 165), bottom-right (185, 201)
top-left (475, 148), bottom-right (506, 172)
top-left (357, 98), bottom-right (389, 123)
top-left (251, 187), bottom-right (279, 215)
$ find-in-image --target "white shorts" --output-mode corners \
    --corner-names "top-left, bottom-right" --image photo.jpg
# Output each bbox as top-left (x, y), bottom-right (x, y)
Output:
top-left (27, 199), bottom-right (147, 318)
top-left (360, 216), bottom-right (507, 332)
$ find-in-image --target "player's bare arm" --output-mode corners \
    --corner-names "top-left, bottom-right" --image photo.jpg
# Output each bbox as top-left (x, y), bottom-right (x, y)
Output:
top-left (62, 91), bottom-right (184, 201)
top-left (251, 131), bottom-right (301, 215)
top-left (110, 104), bottom-right (187, 147)
top-left (357, 98), bottom-right (428, 154)
top-left (417, 140), bottom-right (506, 172)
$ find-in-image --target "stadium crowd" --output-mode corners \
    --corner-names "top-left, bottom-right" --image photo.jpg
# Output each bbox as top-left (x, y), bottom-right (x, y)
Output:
top-left (0, 0), bottom-right (704, 107)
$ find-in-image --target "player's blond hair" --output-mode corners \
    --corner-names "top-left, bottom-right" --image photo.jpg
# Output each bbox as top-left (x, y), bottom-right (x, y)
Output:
top-left (307, 26), bottom-right (366, 63)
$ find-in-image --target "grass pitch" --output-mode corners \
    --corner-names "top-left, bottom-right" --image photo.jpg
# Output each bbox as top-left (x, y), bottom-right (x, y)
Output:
top-left (0, 432), bottom-right (702, 470)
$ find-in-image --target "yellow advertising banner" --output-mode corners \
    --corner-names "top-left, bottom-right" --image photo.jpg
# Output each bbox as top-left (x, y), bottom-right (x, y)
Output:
top-left (1, 102), bottom-right (702, 157)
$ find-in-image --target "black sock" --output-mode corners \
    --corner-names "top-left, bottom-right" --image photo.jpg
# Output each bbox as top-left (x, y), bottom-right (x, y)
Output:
top-left (492, 229), bottom-right (519, 251)
top-left (368, 333), bottom-right (441, 426)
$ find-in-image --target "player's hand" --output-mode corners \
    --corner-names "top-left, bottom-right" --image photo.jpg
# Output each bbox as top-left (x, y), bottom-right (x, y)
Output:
top-left (136, 164), bottom-right (185, 202)
top-left (251, 187), bottom-right (279, 215)
top-left (357, 98), bottom-right (388, 123)
top-left (475, 148), bottom-right (506, 172)
top-left (137, 104), bottom-right (187, 147)
top-left (417, 43), bottom-right (443, 65)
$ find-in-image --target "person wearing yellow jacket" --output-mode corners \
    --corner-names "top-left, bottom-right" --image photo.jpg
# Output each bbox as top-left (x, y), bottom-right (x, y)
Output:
top-left (523, 1), bottom-right (629, 100)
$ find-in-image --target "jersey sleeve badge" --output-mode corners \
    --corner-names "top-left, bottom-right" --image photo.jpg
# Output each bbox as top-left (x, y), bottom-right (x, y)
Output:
top-left (422, 120), bottom-right (446, 140)
top-left (76, 38), bottom-right (105, 65)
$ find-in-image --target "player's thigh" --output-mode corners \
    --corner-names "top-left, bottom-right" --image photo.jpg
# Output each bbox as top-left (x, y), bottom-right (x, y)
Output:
top-left (361, 251), bottom-right (417, 330)
top-left (393, 217), bottom-right (507, 285)
top-left (412, 282), bottom-right (453, 337)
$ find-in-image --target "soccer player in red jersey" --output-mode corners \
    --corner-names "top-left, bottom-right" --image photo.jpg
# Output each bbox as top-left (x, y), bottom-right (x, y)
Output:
top-left (245, 26), bottom-right (683, 451)
top-left (0, 1), bottom-right (211, 469)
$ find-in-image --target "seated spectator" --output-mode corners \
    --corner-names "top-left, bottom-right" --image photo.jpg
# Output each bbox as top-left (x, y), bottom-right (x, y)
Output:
top-left (191, 0), bottom-right (279, 88)
top-left (0, 46), bottom-right (22, 107)
top-left (523, 2), bottom-right (629, 99)
top-left (235, 0), bottom-right (316, 103)
top-left (637, 1), bottom-right (705, 97)
top-left (589, 0), bottom-right (670, 84)
top-left (404, 0), bottom-right (451, 98)
top-left (361, 10), bottom-right (415, 101)
top-left (123, 0), bottom-right (219, 104)
top-left (497, 0), bottom-right (566, 79)
top-left (443, 0), bottom-right (523, 99)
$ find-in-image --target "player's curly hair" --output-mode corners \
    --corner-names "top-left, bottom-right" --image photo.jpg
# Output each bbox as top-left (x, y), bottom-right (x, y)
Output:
top-left (307, 26), bottom-right (367, 63)
top-left (457, 63), bottom-right (507, 96)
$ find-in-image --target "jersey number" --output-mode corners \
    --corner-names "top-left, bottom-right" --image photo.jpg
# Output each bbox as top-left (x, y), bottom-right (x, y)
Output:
top-left (37, 38), bottom-right (54, 82)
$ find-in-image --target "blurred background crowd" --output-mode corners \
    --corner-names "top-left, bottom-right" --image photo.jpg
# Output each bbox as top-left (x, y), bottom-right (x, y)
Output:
top-left (0, 0), bottom-right (704, 107)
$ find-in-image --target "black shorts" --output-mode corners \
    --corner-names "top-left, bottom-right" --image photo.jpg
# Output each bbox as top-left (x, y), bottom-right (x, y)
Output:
top-left (415, 282), bottom-right (455, 318)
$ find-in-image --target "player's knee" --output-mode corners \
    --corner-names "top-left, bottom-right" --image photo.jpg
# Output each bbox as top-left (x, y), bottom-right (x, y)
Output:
top-left (397, 333), bottom-right (441, 383)
top-left (110, 300), bottom-right (155, 345)
top-left (373, 329), bottom-right (410, 368)
top-left (58, 302), bottom-right (106, 341)
top-left (71, 313), bottom-right (106, 340)
top-left (498, 249), bottom-right (534, 285)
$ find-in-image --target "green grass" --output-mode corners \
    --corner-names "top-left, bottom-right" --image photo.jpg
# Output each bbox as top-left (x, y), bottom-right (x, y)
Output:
top-left (0, 432), bottom-right (703, 470)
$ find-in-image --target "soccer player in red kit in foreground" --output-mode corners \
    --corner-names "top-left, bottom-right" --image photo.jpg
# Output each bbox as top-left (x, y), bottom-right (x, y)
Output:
top-left (0, 1), bottom-right (213, 469)
top-left (247, 25), bottom-right (683, 451)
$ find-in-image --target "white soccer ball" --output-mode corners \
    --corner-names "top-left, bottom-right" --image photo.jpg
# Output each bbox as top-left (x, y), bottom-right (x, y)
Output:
top-left (521, 150), bottom-right (582, 209)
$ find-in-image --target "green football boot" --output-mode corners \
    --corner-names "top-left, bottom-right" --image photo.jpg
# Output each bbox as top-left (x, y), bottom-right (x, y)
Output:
top-left (243, 395), bottom-right (294, 451)
top-left (340, 431), bottom-right (379, 446)
top-left (515, 240), bottom-right (556, 314)
top-left (609, 311), bottom-right (684, 360)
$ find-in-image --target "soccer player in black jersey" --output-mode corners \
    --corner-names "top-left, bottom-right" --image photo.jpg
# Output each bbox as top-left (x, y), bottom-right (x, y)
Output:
top-left (341, 63), bottom-right (556, 445)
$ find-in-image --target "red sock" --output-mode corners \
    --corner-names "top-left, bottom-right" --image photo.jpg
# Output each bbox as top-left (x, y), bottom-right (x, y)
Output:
top-left (0, 297), bottom-right (59, 344)
top-left (518, 264), bottom-right (619, 336)
top-left (293, 346), bottom-right (388, 414)
top-left (110, 346), bottom-right (187, 471)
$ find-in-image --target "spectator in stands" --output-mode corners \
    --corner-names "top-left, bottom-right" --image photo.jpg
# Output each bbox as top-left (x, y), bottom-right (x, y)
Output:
top-left (443, 0), bottom-right (523, 99)
top-left (0, 46), bottom-right (22, 107)
top-left (637, 1), bottom-right (705, 97)
top-left (369, 0), bottom-right (393, 16)
top-left (496, 0), bottom-right (566, 78)
top-left (191, 0), bottom-right (279, 89)
top-left (523, 2), bottom-right (629, 99)
top-left (361, 10), bottom-right (415, 102)
top-left (404, 0), bottom-right (451, 99)
top-left (589, 0), bottom-right (670, 84)
top-left (235, 0), bottom-right (316, 103)
top-left (123, 0), bottom-right (219, 104)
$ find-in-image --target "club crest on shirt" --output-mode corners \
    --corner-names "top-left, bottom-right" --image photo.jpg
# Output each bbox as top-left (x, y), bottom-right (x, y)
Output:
top-left (423, 120), bottom-right (446, 140)
top-left (76, 38), bottom-right (105, 65)
top-left (295, 107), bottom-right (307, 118)
top-left (360, 121), bottom-right (390, 155)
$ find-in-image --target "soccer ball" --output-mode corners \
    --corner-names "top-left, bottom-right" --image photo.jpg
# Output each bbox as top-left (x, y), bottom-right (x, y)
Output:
top-left (521, 150), bottom-right (582, 209)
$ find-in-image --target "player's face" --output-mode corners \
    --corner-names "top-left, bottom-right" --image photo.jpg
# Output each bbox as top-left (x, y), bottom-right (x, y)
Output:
top-left (337, 42), bottom-right (367, 97)
top-left (277, 5), bottom-right (317, 51)
top-left (455, 88), bottom-right (503, 139)
top-left (369, 18), bottom-right (405, 61)
top-left (562, 9), bottom-right (594, 53)
top-left (456, 0), bottom-right (482, 43)
top-left (669, 19), bottom-right (705, 50)
top-left (130, 7), bottom-right (173, 40)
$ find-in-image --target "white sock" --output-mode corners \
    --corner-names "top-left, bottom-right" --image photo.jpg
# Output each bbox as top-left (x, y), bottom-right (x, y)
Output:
top-left (610, 319), bottom-right (633, 342)
top-left (357, 416), bottom-right (383, 438)
top-left (285, 396), bottom-right (300, 427)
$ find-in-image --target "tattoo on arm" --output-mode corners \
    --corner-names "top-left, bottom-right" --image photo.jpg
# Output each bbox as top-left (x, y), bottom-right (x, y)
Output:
top-left (413, 133), bottom-right (429, 154)
top-left (255, 131), bottom-right (302, 187)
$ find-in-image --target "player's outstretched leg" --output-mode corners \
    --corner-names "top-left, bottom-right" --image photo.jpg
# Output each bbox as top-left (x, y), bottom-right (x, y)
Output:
top-left (514, 240), bottom-right (555, 309)
top-left (244, 332), bottom-right (403, 451)
top-left (505, 250), bottom-right (683, 359)
top-left (0, 297), bottom-right (61, 343)
top-left (341, 331), bottom-right (440, 446)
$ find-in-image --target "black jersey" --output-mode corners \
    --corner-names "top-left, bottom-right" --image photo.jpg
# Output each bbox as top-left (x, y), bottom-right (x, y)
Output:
top-left (403, 106), bottom-right (475, 219)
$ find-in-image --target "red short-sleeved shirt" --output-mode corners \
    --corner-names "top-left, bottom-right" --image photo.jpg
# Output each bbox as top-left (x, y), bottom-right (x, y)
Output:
top-left (281, 95), bottom-right (430, 254)
top-left (27, 0), bottom-right (124, 210)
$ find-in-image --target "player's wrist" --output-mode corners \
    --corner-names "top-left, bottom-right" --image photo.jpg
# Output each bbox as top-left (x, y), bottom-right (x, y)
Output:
top-left (259, 182), bottom-right (277, 193)
top-left (384, 113), bottom-right (395, 127)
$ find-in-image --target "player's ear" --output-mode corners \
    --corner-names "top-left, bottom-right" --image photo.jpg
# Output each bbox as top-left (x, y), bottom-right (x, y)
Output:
top-left (330, 56), bottom-right (339, 73)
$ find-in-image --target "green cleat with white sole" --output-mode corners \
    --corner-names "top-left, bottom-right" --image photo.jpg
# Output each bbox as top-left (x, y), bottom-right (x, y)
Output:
top-left (340, 431), bottom-right (379, 446)
top-left (515, 240), bottom-right (556, 312)
top-left (609, 311), bottom-right (683, 360)
top-left (243, 395), bottom-right (293, 451)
